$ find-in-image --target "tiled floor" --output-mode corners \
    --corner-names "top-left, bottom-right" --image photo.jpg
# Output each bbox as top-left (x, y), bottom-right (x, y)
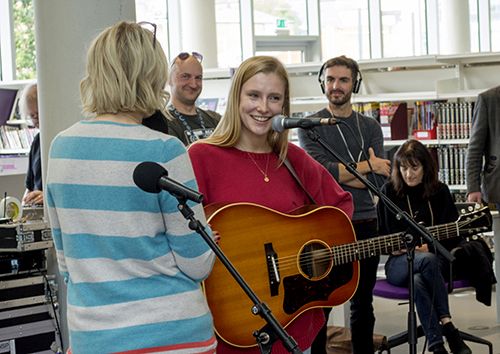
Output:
top-left (372, 286), bottom-right (500, 353)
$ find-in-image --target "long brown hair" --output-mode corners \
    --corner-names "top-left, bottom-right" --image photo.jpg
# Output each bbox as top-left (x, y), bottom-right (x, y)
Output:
top-left (391, 140), bottom-right (440, 198)
top-left (194, 56), bottom-right (290, 163)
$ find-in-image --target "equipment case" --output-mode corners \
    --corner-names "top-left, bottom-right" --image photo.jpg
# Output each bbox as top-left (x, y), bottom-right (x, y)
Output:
top-left (0, 220), bottom-right (52, 252)
top-left (0, 275), bottom-right (57, 310)
top-left (0, 304), bottom-right (62, 354)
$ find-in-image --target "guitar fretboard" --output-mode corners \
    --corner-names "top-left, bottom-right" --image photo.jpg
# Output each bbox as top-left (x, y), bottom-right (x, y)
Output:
top-left (330, 221), bottom-right (461, 265)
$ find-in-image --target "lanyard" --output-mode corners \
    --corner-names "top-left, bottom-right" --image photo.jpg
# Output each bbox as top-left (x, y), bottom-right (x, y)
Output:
top-left (326, 107), bottom-right (364, 162)
top-left (169, 104), bottom-right (207, 141)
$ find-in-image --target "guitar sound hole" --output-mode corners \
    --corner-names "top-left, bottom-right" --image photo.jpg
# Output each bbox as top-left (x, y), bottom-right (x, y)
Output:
top-left (298, 241), bottom-right (332, 280)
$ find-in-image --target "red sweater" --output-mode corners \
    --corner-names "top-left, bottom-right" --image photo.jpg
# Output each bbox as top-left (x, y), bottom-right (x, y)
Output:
top-left (188, 142), bottom-right (353, 354)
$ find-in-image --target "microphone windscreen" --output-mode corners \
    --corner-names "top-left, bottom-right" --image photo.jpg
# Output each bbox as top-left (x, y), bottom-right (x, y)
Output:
top-left (272, 115), bottom-right (286, 133)
top-left (133, 161), bottom-right (168, 193)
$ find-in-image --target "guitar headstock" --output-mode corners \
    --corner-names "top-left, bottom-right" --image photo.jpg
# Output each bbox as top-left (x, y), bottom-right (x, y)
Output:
top-left (457, 205), bottom-right (492, 236)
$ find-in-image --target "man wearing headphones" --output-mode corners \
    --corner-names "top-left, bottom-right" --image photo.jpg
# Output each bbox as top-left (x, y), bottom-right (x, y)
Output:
top-left (298, 55), bottom-right (390, 354)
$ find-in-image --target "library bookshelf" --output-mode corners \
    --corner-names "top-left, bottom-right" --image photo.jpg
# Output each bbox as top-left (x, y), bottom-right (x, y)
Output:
top-left (0, 80), bottom-right (36, 178)
top-left (272, 54), bottom-right (500, 201)
top-left (200, 53), bottom-right (500, 201)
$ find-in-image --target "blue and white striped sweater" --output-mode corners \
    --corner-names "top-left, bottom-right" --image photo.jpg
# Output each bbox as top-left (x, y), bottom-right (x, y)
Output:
top-left (46, 121), bottom-right (216, 354)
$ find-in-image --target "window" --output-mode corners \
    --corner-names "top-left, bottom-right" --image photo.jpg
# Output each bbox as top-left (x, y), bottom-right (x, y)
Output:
top-left (469, 0), bottom-right (479, 52)
top-left (215, 0), bottom-right (242, 68)
top-left (136, 0), bottom-right (168, 57)
top-left (381, 0), bottom-right (427, 58)
top-left (491, 0), bottom-right (500, 51)
top-left (319, 0), bottom-right (370, 61)
top-left (253, 0), bottom-right (308, 36)
top-left (13, 0), bottom-right (36, 79)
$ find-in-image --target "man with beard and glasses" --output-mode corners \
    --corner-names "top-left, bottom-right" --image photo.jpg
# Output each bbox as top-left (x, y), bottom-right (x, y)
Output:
top-left (143, 52), bottom-right (221, 146)
top-left (297, 55), bottom-right (390, 354)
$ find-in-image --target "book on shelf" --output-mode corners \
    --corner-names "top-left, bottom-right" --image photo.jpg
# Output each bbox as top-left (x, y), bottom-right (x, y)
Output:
top-left (437, 102), bottom-right (474, 140)
top-left (0, 126), bottom-right (38, 150)
top-left (352, 102), bottom-right (380, 122)
top-left (412, 100), bottom-right (444, 140)
top-left (453, 192), bottom-right (469, 203)
top-left (437, 145), bottom-right (467, 187)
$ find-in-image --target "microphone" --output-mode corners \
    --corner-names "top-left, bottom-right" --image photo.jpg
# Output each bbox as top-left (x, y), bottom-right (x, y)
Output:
top-left (271, 114), bottom-right (341, 133)
top-left (133, 161), bottom-right (204, 204)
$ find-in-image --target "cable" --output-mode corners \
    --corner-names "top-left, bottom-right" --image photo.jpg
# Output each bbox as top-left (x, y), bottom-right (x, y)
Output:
top-left (32, 258), bottom-right (64, 352)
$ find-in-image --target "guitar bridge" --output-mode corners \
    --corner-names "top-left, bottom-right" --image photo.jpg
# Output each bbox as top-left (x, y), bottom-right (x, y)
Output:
top-left (265, 243), bottom-right (280, 296)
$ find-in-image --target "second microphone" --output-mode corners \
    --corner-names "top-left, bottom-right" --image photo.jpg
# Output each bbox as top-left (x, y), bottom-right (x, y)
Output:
top-left (272, 114), bottom-right (341, 133)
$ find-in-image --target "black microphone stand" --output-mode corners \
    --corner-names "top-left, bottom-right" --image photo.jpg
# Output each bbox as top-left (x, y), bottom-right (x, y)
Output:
top-left (172, 195), bottom-right (303, 354)
top-left (306, 128), bottom-right (454, 354)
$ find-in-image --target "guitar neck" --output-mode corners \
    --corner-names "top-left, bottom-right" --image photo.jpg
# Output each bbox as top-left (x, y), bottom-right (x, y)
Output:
top-left (331, 221), bottom-right (459, 264)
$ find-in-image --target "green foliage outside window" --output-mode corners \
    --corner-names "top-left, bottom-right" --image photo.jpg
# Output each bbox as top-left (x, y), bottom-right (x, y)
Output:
top-left (14, 0), bottom-right (36, 79)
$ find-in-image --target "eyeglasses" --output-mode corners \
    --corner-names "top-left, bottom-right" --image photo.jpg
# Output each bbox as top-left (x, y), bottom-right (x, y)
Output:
top-left (138, 21), bottom-right (157, 49)
top-left (170, 52), bottom-right (203, 68)
top-left (26, 113), bottom-right (39, 126)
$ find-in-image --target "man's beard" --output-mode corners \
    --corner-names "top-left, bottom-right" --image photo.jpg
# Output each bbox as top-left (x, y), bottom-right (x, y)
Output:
top-left (327, 90), bottom-right (351, 106)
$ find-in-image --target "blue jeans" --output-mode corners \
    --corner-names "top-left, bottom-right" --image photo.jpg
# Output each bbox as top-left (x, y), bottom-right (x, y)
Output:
top-left (350, 220), bottom-right (380, 354)
top-left (385, 252), bottom-right (451, 351)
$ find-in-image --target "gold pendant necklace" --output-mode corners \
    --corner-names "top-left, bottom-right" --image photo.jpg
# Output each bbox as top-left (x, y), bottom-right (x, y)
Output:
top-left (247, 152), bottom-right (270, 182)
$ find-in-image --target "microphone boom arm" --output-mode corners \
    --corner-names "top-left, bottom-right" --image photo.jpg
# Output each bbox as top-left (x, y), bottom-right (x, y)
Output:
top-left (305, 128), bottom-right (453, 354)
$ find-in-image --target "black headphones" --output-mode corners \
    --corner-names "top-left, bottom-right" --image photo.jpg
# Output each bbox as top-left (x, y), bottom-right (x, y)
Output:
top-left (317, 59), bottom-right (363, 95)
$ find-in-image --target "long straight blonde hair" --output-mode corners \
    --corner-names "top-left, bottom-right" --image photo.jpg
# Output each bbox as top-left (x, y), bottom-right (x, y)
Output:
top-left (197, 56), bottom-right (291, 163)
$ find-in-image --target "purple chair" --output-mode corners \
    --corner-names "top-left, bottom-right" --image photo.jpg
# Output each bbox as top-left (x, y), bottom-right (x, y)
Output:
top-left (373, 278), bottom-right (493, 353)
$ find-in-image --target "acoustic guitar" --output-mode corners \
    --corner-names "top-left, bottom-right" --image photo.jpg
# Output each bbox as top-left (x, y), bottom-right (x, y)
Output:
top-left (203, 203), bottom-right (492, 348)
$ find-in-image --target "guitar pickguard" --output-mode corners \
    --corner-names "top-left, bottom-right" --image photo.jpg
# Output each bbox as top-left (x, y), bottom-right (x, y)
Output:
top-left (282, 263), bottom-right (354, 314)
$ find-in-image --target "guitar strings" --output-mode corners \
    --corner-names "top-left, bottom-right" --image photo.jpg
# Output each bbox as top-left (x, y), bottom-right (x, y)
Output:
top-left (268, 217), bottom-right (480, 273)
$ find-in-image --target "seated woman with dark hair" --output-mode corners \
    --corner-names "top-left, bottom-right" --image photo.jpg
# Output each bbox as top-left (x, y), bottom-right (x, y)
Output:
top-left (377, 139), bottom-right (471, 354)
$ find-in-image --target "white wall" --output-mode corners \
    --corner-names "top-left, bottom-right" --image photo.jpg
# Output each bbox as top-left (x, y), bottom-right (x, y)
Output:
top-left (33, 1), bottom-right (136, 351)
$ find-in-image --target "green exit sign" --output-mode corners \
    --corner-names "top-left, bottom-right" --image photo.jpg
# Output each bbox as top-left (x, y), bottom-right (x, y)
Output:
top-left (276, 19), bottom-right (287, 28)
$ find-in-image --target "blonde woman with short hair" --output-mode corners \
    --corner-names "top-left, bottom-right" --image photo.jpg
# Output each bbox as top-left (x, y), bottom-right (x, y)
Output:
top-left (46, 21), bottom-right (216, 354)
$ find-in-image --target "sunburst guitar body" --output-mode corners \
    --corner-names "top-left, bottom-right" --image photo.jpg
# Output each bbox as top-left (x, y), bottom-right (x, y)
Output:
top-left (203, 203), bottom-right (358, 348)
top-left (203, 203), bottom-right (491, 348)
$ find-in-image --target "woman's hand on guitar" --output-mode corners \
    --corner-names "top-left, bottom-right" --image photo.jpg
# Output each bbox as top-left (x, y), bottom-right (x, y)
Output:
top-left (208, 224), bottom-right (220, 245)
top-left (213, 231), bottom-right (220, 245)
